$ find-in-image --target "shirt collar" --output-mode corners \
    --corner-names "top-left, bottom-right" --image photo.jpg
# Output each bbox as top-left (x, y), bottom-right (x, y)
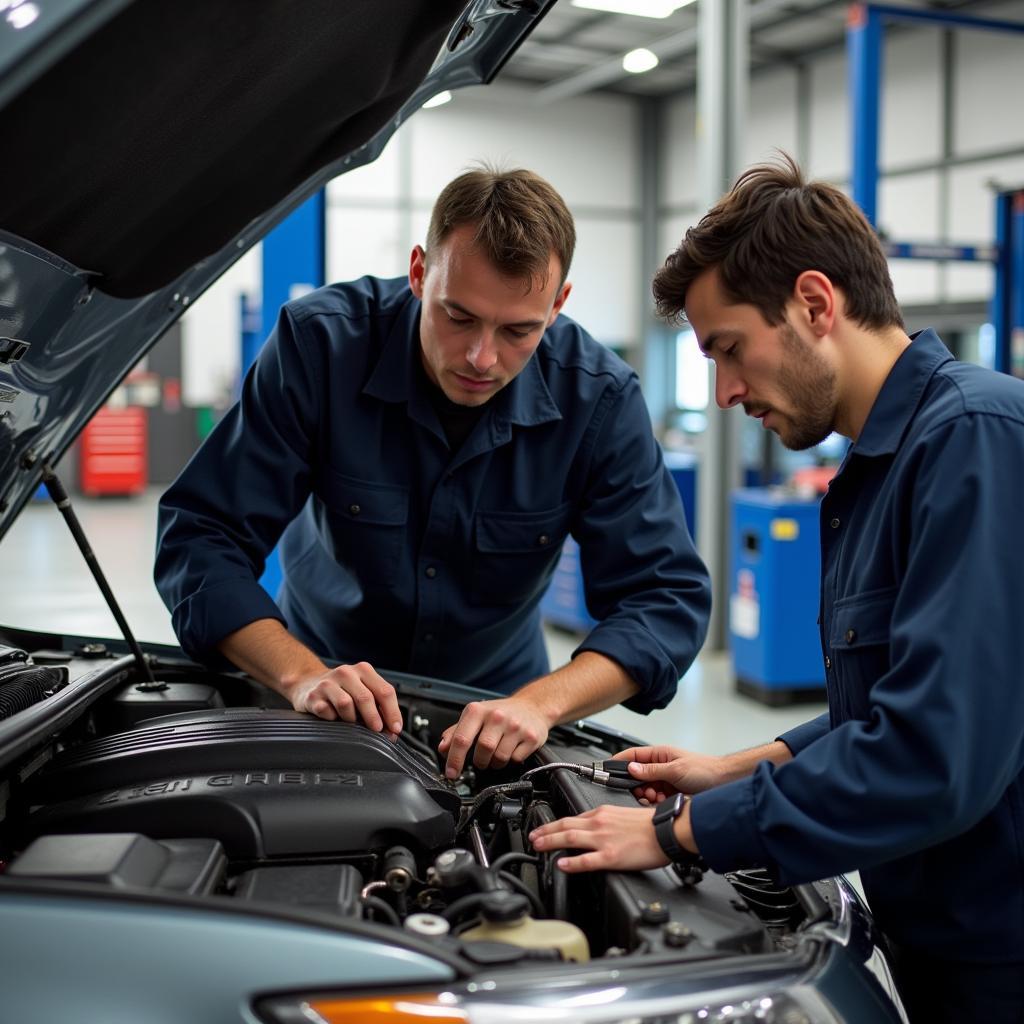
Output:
top-left (852, 328), bottom-right (953, 457)
top-left (362, 289), bottom-right (420, 404)
top-left (493, 345), bottom-right (562, 429)
top-left (362, 290), bottom-right (562, 429)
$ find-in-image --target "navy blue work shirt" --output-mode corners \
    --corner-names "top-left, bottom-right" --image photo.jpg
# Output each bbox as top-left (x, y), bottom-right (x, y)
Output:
top-left (692, 330), bottom-right (1024, 963)
top-left (155, 276), bottom-right (710, 713)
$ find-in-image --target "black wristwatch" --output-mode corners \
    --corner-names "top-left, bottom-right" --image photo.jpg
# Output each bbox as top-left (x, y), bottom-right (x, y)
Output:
top-left (652, 793), bottom-right (705, 885)
top-left (652, 792), bottom-right (689, 861)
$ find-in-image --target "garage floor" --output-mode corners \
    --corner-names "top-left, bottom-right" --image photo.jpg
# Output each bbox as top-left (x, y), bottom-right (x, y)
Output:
top-left (0, 488), bottom-right (826, 754)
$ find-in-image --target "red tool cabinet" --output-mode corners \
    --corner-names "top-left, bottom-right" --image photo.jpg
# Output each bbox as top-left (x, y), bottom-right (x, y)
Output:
top-left (79, 406), bottom-right (148, 496)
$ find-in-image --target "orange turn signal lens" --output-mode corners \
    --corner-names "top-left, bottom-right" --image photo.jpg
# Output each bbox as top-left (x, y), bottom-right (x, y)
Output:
top-left (304, 993), bottom-right (468, 1023)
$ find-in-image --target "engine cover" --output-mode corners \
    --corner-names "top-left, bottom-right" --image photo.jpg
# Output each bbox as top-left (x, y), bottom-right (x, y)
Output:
top-left (20, 709), bottom-right (458, 858)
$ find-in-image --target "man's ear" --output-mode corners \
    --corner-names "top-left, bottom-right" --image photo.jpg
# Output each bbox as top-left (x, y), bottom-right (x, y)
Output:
top-left (792, 270), bottom-right (835, 337)
top-left (409, 245), bottom-right (427, 299)
top-left (547, 281), bottom-right (572, 326)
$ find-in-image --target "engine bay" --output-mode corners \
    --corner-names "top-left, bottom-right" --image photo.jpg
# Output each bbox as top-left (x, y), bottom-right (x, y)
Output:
top-left (0, 642), bottom-right (828, 971)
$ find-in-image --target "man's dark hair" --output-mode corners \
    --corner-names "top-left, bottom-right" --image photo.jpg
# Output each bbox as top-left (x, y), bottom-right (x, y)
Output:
top-left (652, 153), bottom-right (903, 330)
top-left (426, 165), bottom-right (576, 287)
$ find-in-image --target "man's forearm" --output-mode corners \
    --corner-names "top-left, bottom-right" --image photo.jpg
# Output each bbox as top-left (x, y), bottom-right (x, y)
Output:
top-left (217, 618), bottom-right (327, 701)
top-left (512, 650), bottom-right (640, 726)
top-left (717, 740), bottom-right (793, 784)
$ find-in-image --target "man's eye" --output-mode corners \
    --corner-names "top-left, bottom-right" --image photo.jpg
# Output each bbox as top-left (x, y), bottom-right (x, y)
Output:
top-left (447, 314), bottom-right (472, 325)
top-left (506, 328), bottom-right (530, 340)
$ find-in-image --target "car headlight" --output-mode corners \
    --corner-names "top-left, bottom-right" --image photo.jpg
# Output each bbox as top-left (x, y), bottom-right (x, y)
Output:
top-left (258, 984), bottom-right (841, 1024)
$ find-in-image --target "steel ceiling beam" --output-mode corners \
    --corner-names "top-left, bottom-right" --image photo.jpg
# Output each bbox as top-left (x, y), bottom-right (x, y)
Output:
top-left (533, 0), bottom-right (828, 103)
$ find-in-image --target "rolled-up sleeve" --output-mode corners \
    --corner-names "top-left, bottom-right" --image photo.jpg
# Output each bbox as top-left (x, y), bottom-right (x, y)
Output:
top-left (154, 306), bottom-right (320, 664)
top-left (691, 412), bottom-right (1024, 885)
top-left (777, 713), bottom-right (829, 756)
top-left (572, 377), bottom-right (711, 713)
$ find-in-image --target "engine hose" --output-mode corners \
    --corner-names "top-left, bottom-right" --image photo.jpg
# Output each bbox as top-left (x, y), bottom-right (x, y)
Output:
top-left (490, 851), bottom-right (539, 874)
top-left (498, 870), bottom-right (545, 917)
top-left (362, 894), bottom-right (401, 927)
top-left (441, 891), bottom-right (489, 923)
top-left (0, 665), bottom-right (67, 720)
top-left (546, 852), bottom-right (568, 921)
top-left (526, 801), bottom-right (568, 921)
top-left (460, 780), bottom-right (534, 831)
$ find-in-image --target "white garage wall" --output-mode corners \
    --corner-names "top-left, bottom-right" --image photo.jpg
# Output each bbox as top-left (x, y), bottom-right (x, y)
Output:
top-left (179, 246), bottom-right (259, 408)
top-left (661, 94), bottom-right (698, 213)
top-left (881, 28), bottom-right (943, 171)
top-left (744, 66), bottom-right (800, 169)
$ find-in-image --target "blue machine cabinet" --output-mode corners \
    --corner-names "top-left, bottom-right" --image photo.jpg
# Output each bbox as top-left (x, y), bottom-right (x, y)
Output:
top-left (729, 489), bottom-right (825, 705)
top-left (540, 452), bottom-right (697, 634)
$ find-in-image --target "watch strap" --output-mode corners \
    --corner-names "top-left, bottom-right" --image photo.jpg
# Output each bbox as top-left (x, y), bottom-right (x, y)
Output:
top-left (653, 793), bottom-right (689, 862)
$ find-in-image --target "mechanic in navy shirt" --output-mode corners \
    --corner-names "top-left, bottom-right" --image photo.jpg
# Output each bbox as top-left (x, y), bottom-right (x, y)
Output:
top-left (156, 168), bottom-right (710, 779)
top-left (531, 156), bottom-right (1024, 1021)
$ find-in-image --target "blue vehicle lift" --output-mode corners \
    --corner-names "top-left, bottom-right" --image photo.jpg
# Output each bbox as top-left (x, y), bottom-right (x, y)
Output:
top-left (993, 188), bottom-right (1024, 377)
top-left (240, 190), bottom-right (326, 598)
top-left (847, 2), bottom-right (1024, 374)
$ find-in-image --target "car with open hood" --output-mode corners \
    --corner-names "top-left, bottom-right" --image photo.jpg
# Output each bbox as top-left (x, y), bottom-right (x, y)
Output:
top-left (0, 2), bottom-right (904, 1021)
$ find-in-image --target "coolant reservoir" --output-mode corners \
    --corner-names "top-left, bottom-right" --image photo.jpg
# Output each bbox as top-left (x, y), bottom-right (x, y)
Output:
top-left (459, 892), bottom-right (590, 962)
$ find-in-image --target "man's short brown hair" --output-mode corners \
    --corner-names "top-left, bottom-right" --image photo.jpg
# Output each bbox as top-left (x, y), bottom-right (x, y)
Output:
top-left (652, 153), bottom-right (903, 331)
top-left (426, 166), bottom-right (575, 287)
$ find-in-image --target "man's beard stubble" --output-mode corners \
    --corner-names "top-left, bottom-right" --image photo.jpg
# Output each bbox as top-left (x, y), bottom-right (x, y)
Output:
top-left (774, 323), bottom-right (838, 451)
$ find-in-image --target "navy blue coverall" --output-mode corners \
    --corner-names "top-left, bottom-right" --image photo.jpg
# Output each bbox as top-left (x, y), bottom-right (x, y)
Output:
top-left (155, 276), bottom-right (710, 713)
top-left (691, 330), bottom-right (1024, 1015)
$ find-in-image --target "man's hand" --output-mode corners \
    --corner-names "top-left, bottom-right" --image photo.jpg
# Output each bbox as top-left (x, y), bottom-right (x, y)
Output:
top-left (216, 621), bottom-right (404, 736)
top-left (436, 652), bottom-right (639, 780)
top-left (614, 740), bottom-right (796, 804)
top-left (286, 662), bottom-right (403, 738)
top-left (439, 696), bottom-right (550, 778)
top-left (529, 805), bottom-right (670, 873)
top-left (613, 745), bottom-right (729, 804)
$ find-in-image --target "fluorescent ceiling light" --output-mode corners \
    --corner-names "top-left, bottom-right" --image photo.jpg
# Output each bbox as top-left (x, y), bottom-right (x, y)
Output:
top-left (571, 0), bottom-right (693, 18)
top-left (622, 47), bottom-right (659, 74)
top-left (422, 91), bottom-right (452, 110)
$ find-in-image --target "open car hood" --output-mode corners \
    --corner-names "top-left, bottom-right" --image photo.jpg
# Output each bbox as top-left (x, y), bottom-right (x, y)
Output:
top-left (0, 0), bottom-right (553, 537)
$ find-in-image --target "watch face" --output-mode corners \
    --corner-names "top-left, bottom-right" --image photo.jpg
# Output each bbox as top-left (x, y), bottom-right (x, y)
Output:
top-left (655, 792), bottom-right (682, 823)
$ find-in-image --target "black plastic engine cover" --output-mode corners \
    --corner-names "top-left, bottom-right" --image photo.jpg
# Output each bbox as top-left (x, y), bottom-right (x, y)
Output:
top-left (21, 709), bottom-right (458, 858)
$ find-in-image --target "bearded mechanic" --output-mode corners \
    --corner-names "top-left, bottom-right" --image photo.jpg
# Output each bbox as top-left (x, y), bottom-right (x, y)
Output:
top-left (155, 167), bottom-right (710, 778)
top-left (531, 156), bottom-right (1024, 1023)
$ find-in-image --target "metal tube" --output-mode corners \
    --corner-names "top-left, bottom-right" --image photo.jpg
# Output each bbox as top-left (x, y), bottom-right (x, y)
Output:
top-left (468, 821), bottom-right (489, 869)
top-left (41, 466), bottom-right (159, 688)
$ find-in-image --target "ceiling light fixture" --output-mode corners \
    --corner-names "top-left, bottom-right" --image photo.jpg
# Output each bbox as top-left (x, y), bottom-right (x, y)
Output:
top-left (622, 47), bottom-right (659, 74)
top-left (422, 91), bottom-right (452, 110)
top-left (571, 0), bottom-right (694, 19)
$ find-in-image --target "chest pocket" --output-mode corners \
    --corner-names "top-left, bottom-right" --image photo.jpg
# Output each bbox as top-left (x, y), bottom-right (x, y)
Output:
top-left (319, 471), bottom-right (409, 590)
top-left (828, 585), bottom-right (897, 723)
top-left (472, 504), bottom-right (572, 606)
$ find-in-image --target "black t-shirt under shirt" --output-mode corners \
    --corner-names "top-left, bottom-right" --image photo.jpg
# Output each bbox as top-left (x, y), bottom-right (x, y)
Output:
top-left (421, 364), bottom-right (487, 452)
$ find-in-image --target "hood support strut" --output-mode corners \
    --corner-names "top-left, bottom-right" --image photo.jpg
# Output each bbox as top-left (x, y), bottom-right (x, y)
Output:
top-left (41, 466), bottom-right (164, 691)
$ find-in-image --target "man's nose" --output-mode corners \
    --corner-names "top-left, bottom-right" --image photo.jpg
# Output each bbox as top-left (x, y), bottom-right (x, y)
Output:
top-left (467, 333), bottom-right (498, 373)
top-left (714, 367), bottom-right (746, 409)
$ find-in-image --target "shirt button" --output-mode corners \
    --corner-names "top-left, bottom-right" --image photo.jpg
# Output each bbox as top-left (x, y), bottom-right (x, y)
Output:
top-left (425, 566), bottom-right (437, 578)
top-left (825, 656), bottom-right (832, 670)
top-left (830, 517), bottom-right (841, 529)
top-left (423, 633), bottom-right (434, 643)
top-left (537, 534), bottom-right (551, 547)
top-left (349, 504), bottom-right (361, 516)
top-left (845, 629), bottom-right (856, 644)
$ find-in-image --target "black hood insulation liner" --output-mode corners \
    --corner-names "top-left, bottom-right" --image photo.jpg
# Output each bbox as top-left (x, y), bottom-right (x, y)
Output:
top-left (0, 1), bottom-right (465, 297)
